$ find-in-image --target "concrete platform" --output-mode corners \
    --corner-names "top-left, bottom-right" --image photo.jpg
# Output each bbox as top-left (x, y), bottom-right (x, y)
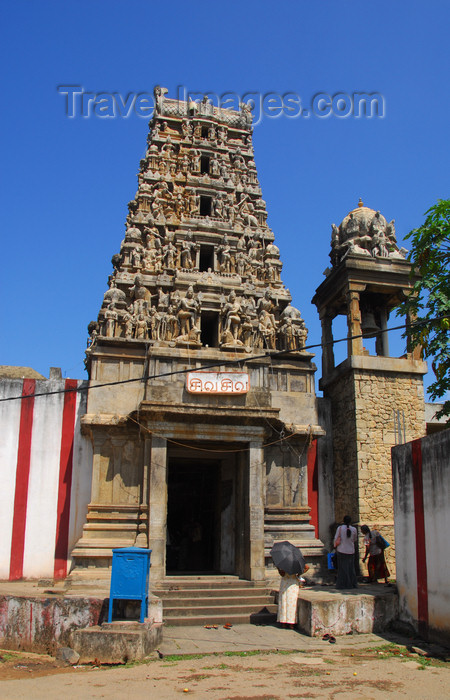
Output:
top-left (0, 580), bottom-right (398, 662)
top-left (159, 622), bottom-right (399, 656)
top-left (296, 584), bottom-right (398, 636)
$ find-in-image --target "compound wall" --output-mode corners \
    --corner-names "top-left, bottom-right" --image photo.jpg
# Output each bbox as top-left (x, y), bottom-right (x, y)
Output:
top-left (0, 377), bottom-right (92, 580)
top-left (392, 429), bottom-right (450, 644)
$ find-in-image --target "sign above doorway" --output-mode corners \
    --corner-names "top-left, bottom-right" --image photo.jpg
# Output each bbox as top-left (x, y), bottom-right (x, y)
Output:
top-left (186, 372), bottom-right (249, 395)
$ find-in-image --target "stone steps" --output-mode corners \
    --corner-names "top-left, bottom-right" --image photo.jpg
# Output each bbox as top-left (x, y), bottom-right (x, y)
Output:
top-left (153, 575), bottom-right (277, 626)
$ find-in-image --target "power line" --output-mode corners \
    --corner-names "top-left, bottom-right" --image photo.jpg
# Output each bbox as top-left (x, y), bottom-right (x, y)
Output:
top-left (0, 315), bottom-right (446, 404)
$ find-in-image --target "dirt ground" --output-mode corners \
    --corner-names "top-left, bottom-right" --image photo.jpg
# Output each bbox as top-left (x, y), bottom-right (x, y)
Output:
top-left (0, 642), bottom-right (449, 699)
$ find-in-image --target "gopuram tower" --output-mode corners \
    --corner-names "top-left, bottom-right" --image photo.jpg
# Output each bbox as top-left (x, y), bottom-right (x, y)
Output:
top-left (71, 87), bottom-right (325, 584)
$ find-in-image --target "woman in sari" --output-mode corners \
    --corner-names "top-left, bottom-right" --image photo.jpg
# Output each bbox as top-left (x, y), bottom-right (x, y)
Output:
top-left (361, 525), bottom-right (390, 584)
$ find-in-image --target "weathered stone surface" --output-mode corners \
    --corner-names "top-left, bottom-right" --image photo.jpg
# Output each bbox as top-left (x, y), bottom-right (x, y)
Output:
top-left (55, 646), bottom-right (80, 665)
top-left (71, 621), bottom-right (163, 663)
top-left (71, 88), bottom-right (325, 584)
top-left (0, 594), bottom-right (104, 654)
top-left (297, 587), bottom-right (399, 637)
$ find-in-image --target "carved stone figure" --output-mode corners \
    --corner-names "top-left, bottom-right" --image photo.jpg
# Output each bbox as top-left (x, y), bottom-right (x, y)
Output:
top-left (122, 308), bottom-right (135, 339)
top-left (258, 311), bottom-right (276, 349)
top-left (217, 233), bottom-right (232, 272)
top-left (104, 303), bottom-right (119, 337)
top-left (235, 250), bottom-right (248, 277)
top-left (210, 154), bottom-right (220, 177)
top-left (213, 192), bottom-right (225, 219)
top-left (164, 304), bottom-right (179, 341)
top-left (190, 149), bottom-right (201, 173)
top-left (162, 240), bottom-right (176, 269)
top-left (129, 274), bottom-right (151, 314)
top-left (182, 119), bottom-right (192, 140)
top-left (371, 230), bottom-right (389, 258)
top-left (135, 312), bottom-right (148, 339)
top-left (177, 286), bottom-right (201, 336)
top-left (221, 290), bottom-right (243, 343)
top-left (217, 127), bottom-right (227, 145)
top-left (180, 232), bottom-right (198, 269)
top-left (153, 86), bottom-right (168, 115)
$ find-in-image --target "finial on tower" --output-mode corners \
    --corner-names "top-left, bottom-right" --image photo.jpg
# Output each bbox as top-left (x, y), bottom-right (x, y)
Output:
top-left (358, 198), bottom-right (364, 208)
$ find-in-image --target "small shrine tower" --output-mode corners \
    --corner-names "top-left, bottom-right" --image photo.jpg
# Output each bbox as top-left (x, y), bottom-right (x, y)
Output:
top-left (71, 88), bottom-right (325, 584)
top-left (312, 200), bottom-right (427, 569)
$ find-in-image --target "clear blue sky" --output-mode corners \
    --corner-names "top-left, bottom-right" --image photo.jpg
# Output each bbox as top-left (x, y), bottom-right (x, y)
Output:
top-left (1, 1), bottom-right (449, 401)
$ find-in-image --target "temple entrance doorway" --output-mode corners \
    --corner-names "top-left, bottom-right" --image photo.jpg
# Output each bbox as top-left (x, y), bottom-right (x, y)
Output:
top-left (166, 446), bottom-right (244, 576)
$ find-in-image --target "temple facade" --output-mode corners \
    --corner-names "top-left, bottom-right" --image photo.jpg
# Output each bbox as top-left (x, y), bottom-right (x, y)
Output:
top-left (1, 92), bottom-right (434, 584)
top-left (70, 88), bottom-right (325, 584)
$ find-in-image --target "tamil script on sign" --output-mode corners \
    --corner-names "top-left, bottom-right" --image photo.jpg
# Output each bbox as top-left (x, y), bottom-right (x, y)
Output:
top-left (186, 372), bottom-right (249, 394)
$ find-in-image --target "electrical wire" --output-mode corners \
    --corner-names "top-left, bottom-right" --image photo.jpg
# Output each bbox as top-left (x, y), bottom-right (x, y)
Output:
top-left (0, 315), bottom-right (447, 404)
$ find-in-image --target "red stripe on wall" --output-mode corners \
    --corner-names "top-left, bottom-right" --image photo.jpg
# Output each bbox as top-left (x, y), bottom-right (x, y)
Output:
top-left (54, 379), bottom-right (78, 580)
top-left (411, 438), bottom-right (429, 639)
top-left (307, 439), bottom-right (319, 537)
top-left (9, 379), bottom-right (36, 580)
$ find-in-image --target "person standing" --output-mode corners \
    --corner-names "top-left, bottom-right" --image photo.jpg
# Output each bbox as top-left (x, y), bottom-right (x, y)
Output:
top-left (333, 515), bottom-right (358, 589)
top-left (277, 565), bottom-right (309, 629)
top-left (361, 525), bottom-right (390, 584)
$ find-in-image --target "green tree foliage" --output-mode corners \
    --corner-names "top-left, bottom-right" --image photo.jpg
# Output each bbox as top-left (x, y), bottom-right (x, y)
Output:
top-left (398, 199), bottom-right (450, 420)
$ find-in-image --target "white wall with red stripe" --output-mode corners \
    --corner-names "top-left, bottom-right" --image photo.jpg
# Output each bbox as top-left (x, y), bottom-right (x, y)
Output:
top-left (0, 378), bottom-right (92, 580)
top-left (392, 429), bottom-right (450, 646)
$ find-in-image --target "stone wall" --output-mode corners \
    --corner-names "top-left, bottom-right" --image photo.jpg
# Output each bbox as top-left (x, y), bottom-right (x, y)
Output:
top-left (392, 429), bottom-right (450, 645)
top-left (353, 367), bottom-right (426, 572)
top-left (323, 356), bottom-right (427, 573)
top-left (0, 377), bottom-right (92, 580)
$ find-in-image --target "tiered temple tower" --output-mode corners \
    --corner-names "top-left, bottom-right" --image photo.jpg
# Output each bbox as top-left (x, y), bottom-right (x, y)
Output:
top-left (312, 200), bottom-right (427, 571)
top-left (71, 88), bottom-right (325, 584)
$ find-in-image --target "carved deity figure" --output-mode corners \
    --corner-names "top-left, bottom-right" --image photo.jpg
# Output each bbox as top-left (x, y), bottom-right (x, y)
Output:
top-left (213, 192), bottom-right (225, 220)
top-left (122, 308), bottom-right (135, 339)
top-left (257, 290), bottom-right (276, 329)
top-left (190, 149), bottom-right (201, 173)
top-left (217, 233), bottom-right (232, 272)
top-left (177, 286), bottom-right (201, 336)
top-left (182, 119), bottom-right (192, 140)
top-left (210, 154), bottom-right (220, 177)
top-left (129, 274), bottom-right (151, 314)
top-left (135, 313), bottom-right (148, 339)
top-left (221, 290), bottom-right (242, 343)
top-left (163, 240), bottom-right (177, 269)
top-left (180, 232), bottom-right (197, 269)
top-left (371, 230), bottom-right (389, 258)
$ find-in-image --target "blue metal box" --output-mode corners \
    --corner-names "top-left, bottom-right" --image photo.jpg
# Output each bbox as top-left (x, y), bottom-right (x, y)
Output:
top-left (108, 547), bottom-right (151, 623)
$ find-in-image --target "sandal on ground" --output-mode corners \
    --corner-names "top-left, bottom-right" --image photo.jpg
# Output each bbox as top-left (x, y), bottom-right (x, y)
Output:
top-left (322, 633), bottom-right (330, 640)
top-left (328, 636), bottom-right (336, 643)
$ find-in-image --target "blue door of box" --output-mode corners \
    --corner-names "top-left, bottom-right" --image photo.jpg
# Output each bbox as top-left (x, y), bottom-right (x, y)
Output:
top-left (108, 547), bottom-right (151, 623)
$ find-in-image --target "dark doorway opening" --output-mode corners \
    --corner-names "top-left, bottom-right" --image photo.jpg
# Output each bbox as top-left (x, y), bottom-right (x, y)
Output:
top-left (167, 459), bottom-right (219, 574)
top-left (199, 244), bottom-right (214, 271)
top-left (200, 195), bottom-right (212, 216)
top-left (201, 311), bottom-right (219, 348)
top-left (200, 155), bottom-right (210, 174)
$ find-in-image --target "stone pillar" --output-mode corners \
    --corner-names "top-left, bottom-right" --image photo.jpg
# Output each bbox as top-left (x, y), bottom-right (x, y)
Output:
top-left (135, 436), bottom-right (150, 547)
top-left (320, 313), bottom-right (335, 378)
top-left (148, 436), bottom-right (167, 583)
top-left (248, 440), bottom-right (265, 581)
top-left (406, 307), bottom-right (423, 361)
top-left (346, 289), bottom-right (363, 356)
top-left (378, 307), bottom-right (389, 357)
